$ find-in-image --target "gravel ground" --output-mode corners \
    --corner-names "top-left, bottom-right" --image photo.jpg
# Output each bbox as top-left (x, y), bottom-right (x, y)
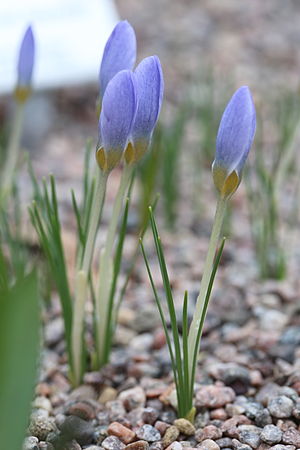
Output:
top-left (4, 2), bottom-right (300, 449)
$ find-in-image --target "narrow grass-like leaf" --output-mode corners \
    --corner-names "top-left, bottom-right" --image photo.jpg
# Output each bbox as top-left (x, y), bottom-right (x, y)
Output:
top-left (140, 238), bottom-right (178, 388)
top-left (190, 237), bottom-right (226, 400)
top-left (149, 207), bottom-right (187, 415)
top-left (182, 290), bottom-right (190, 406)
top-left (102, 196), bottom-right (130, 364)
top-left (0, 271), bottom-right (40, 450)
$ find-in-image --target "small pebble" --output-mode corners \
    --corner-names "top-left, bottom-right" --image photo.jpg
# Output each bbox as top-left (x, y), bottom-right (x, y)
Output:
top-left (149, 442), bottom-right (164, 450)
top-left (125, 441), bottom-right (150, 450)
top-left (108, 422), bottom-right (136, 444)
top-left (119, 387), bottom-right (146, 411)
top-left (194, 410), bottom-right (210, 428)
top-left (232, 439), bottom-right (252, 450)
top-left (195, 425), bottom-right (222, 442)
top-left (155, 421), bottom-right (170, 436)
top-left (195, 386), bottom-right (236, 408)
top-left (254, 409), bottom-right (272, 427)
top-left (84, 447), bottom-right (102, 450)
top-left (66, 401), bottom-right (96, 421)
top-left (165, 443), bottom-right (183, 450)
top-left (163, 426), bottom-right (180, 446)
top-left (39, 443), bottom-right (54, 450)
top-left (215, 438), bottom-right (233, 448)
top-left (99, 387), bottom-right (118, 404)
top-left (33, 397), bottom-right (52, 412)
top-left (28, 415), bottom-right (56, 441)
top-left (69, 385), bottom-right (97, 401)
top-left (59, 415), bottom-right (95, 446)
top-left (197, 438), bottom-right (220, 450)
top-left (107, 401), bottom-right (127, 422)
top-left (174, 418), bottom-right (195, 436)
top-left (23, 436), bottom-right (39, 450)
top-left (260, 425), bottom-right (282, 445)
top-left (226, 404), bottom-right (245, 417)
top-left (136, 425), bottom-right (161, 442)
top-left (63, 441), bottom-right (82, 450)
top-left (102, 436), bottom-right (126, 450)
top-left (269, 446), bottom-right (296, 450)
top-left (142, 407), bottom-right (159, 425)
top-left (210, 409), bottom-right (227, 421)
top-left (282, 428), bottom-right (300, 447)
top-left (238, 425), bottom-right (262, 449)
top-left (268, 396), bottom-right (294, 419)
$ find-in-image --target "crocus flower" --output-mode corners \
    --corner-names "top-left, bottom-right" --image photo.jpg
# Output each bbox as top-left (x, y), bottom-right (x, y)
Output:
top-left (212, 86), bottom-right (256, 198)
top-left (99, 21), bottom-right (136, 99)
top-left (15, 26), bottom-right (35, 102)
top-left (96, 70), bottom-right (137, 172)
top-left (125, 55), bottom-right (164, 164)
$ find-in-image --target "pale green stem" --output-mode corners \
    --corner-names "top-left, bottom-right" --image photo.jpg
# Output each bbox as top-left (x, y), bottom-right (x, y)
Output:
top-left (71, 169), bottom-right (108, 385)
top-left (188, 196), bottom-right (227, 375)
top-left (96, 164), bottom-right (132, 365)
top-left (71, 270), bottom-right (87, 385)
top-left (274, 117), bottom-right (300, 200)
top-left (1, 102), bottom-right (25, 196)
top-left (81, 170), bottom-right (108, 273)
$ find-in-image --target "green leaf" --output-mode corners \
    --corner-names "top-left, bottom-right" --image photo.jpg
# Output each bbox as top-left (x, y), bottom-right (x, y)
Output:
top-left (0, 271), bottom-right (40, 450)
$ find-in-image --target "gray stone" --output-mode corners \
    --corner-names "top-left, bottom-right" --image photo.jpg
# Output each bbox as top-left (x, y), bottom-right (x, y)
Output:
top-left (136, 425), bottom-right (161, 442)
top-left (159, 409), bottom-right (177, 424)
top-left (119, 386), bottom-right (146, 411)
top-left (280, 326), bottom-right (300, 346)
top-left (106, 401), bottom-right (127, 422)
top-left (232, 439), bottom-right (252, 450)
top-left (63, 441), bottom-right (82, 450)
top-left (254, 408), bottom-right (272, 427)
top-left (102, 436), bottom-right (126, 450)
top-left (268, 396), bottom-right (294, 418)
top-left (197, 439), bottom-right (220, 450)
top-left (28, 415), bottom-right (57, 441)
top-left (59, 415), bottom-right (95, 446)
top-left (236, 399), bottom-right (263, 420)
top-left (194, 410), bottom-right (210, 428)
top-left (23, 436), bottom-right (39, 450)
top-left (269, 446), bottom-right (296, 450)
top-left (261, 425), bottom-right (283, 445)
top-left (238, 425), bottom-right (262, 448)
top-left (215, 438), bottom-right (233, 448)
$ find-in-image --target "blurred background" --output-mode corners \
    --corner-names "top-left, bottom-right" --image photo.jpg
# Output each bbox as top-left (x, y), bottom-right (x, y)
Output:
top-left (1, 0), bottom-right (300, 169)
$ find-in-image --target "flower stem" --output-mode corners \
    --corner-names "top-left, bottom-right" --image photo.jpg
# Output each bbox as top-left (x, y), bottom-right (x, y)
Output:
top-left (188, 196), bottom-right (227, 374)
top-left (96, 164), bottom-right (132, 366)
top-left (1, 102), bottom-right (25, 197)
top-left (71, 169), bottom-right (108, 385)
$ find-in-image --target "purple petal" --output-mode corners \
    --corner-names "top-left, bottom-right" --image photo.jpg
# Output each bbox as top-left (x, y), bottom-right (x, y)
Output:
top-left (17, 26), bottom-right (35, 87)
top-left (131, 55), bottom-right (164, 145)
top-left (99, 21), bottom-right (136, 97)
top-left (99, 70), bottom-right (137, 153)
top-left (214, 86), bottom-right (256, 175)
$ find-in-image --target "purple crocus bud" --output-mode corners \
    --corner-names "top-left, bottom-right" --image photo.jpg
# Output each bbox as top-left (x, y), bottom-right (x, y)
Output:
top-left (96, 70), bottom-right (137, 172)
top-left (212, 86), bottom-right (256, 198)
top-left (125, 55), bottom-right (164, 164)
top-left (99, 21), bottom-right (136, 99)
top-left (15, 26), bottom-right (35, 102)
